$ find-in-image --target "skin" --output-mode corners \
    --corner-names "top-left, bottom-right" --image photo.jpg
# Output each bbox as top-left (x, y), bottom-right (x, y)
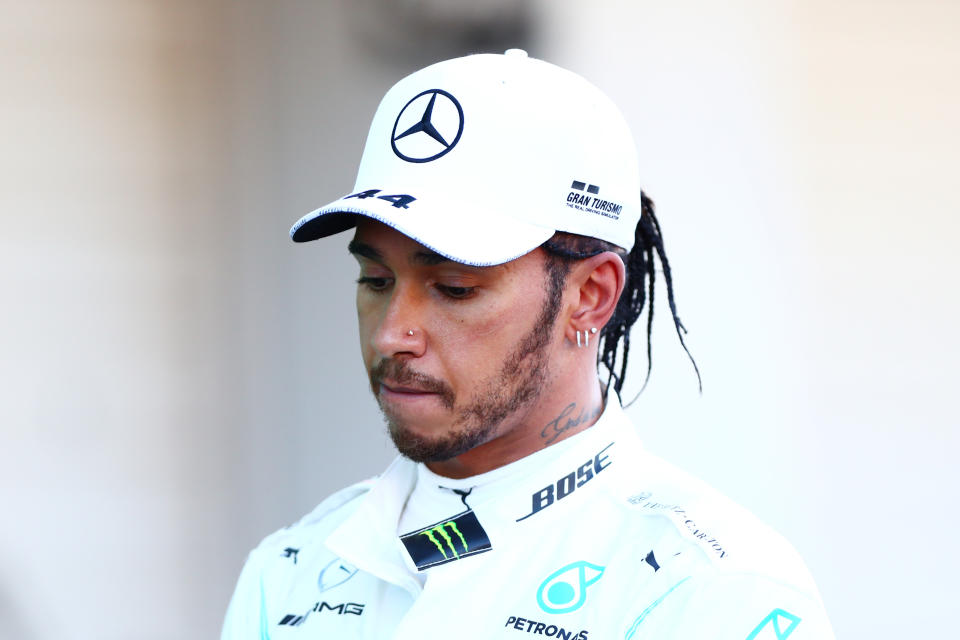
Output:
top-left (351, 219), bottom-right (626, 478)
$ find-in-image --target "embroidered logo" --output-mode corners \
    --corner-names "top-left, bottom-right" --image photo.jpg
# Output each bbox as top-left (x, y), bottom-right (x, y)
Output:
top-left (565, 180), bottom-right (623, 220)
top-left (400, 509), bottom-right (492, 571)
top-left (746, 609), bottom-right (802, 640)
top-left (391, 89), bottom-right (464, 163)
top-left (536, 561), bottom-right (605, 614)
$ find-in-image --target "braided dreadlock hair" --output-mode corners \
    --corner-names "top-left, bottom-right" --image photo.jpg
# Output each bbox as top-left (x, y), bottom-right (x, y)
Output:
top-left (541, 191), bottom-right (701, 403)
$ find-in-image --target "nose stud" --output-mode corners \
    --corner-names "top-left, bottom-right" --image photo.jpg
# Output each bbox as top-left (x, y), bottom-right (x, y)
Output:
top-left (407, 330), bottom-right (415, 336)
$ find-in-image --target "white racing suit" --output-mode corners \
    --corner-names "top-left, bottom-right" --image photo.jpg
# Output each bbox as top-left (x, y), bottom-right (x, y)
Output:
top-left (222, 400), bottom-right (834, 639)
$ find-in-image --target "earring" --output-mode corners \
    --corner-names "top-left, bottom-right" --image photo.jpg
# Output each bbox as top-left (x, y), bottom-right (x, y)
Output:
top-left (576, 327), bottom-right (598, 348)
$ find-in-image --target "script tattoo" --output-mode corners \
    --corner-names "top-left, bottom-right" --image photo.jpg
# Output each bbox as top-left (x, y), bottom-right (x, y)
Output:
top-left (540, 402), bottom-right (603, 445)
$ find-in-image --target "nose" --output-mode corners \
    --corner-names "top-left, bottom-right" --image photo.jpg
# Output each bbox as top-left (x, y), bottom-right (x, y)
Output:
top-left (370, 282), bottom-right (426, 359)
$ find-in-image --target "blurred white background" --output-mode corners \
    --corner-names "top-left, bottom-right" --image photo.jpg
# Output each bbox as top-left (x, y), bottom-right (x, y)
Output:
top-left (1, 1), bottom-right (957, 638)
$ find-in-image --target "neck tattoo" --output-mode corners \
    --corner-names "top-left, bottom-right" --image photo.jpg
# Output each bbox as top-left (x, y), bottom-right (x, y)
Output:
top-left (540, 402), bottom-right (603, 446)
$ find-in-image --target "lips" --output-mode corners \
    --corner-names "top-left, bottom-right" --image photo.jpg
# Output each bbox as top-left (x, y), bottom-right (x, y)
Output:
top-left (369, 359), bottom-right (455, 409)
top-left (378, 381), bottom-right (447, 410)
top-left (379, 381), bottom-right (438, 395)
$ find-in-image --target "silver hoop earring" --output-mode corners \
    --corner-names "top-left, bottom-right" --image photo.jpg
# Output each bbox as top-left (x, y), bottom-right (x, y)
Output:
top-left (576, 330), bottom-right (582, 347)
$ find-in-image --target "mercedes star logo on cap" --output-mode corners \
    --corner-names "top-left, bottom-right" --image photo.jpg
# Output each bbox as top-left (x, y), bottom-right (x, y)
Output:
top-left (390, 89), bottom-right (464, 163)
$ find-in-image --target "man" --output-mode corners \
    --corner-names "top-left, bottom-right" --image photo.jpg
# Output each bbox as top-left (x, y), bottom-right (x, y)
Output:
top-left (222, 50), bottom-right (834, 639)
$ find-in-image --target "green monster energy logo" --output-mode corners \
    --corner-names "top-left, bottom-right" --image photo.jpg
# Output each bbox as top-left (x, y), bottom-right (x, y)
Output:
top-left (420, 521), bottom-right (468, 559)
top-left (400, 509), bottom-right (492, 570)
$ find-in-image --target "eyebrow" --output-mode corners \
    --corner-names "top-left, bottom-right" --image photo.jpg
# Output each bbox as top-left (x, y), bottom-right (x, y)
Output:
top-left (347, 239), bottom-right (382, 262)
top-left (347, 239), bottom-right (452, 266)
top-left (412, 250), bottom-right (450, 266)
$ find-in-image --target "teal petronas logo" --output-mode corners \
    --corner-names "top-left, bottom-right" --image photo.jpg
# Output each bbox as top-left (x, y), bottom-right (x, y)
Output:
top-left (420, 521), bottom-right (468, 560)
top-left (536, 561), bottom-right (605, 614)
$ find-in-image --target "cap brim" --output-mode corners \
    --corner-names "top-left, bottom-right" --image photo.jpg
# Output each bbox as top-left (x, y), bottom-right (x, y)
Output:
top-left (290, 191), bottom-right (556, 267)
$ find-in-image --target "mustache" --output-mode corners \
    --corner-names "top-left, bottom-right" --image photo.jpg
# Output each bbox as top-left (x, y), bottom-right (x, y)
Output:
top-left (369, 359), bottom-right (455, 409)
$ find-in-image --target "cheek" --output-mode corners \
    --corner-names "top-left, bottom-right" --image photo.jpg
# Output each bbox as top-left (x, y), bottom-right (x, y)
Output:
top-left (429, 297), bottom-right (531, 381)
top-left (432, 296), bottom-right (513, 341)
top-left (356, 293), bottom-right (379, 362)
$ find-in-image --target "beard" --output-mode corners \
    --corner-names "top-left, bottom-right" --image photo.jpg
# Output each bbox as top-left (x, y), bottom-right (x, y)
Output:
top-left (368, 274), bottom-right (564, 463)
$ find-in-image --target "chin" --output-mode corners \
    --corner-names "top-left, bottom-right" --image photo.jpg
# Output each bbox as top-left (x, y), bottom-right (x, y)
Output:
top-left (385, 415), bottom-right (494, 463)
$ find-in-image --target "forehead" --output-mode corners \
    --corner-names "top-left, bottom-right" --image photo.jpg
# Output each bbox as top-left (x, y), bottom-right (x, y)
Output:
top-left (351, 219), bottom-right (451, 265)
top-left (350, 219), bottom-right (546, 275)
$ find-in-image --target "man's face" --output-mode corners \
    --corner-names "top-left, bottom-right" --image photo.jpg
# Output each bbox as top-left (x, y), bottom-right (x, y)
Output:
top-left (350, 220), bottom-right (565, 464)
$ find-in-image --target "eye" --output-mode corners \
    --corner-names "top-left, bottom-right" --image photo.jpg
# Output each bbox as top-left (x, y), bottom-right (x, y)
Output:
top-left (356, 276), bottom-right (391, 292)
top-left (436, 284), bottom-right (476, 300)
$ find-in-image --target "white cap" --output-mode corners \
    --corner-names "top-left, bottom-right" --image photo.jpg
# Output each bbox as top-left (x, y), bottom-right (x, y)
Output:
top-left (290, 50), bottom-right (643, 266)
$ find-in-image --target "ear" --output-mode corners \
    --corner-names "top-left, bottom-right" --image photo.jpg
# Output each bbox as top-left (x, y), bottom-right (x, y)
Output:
top-left (564, 251), bottom-right (626, 343)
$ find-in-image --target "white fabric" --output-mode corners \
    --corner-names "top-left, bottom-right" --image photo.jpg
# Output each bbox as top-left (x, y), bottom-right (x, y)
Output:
top-left (289, 50), bottom-right (644, 265)
top-left (398, 422), bottom-right (589, 539)
top-left (222, 400), bottom-right (835, 639)
top-left (398, 426), bottom-right (594, 587)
